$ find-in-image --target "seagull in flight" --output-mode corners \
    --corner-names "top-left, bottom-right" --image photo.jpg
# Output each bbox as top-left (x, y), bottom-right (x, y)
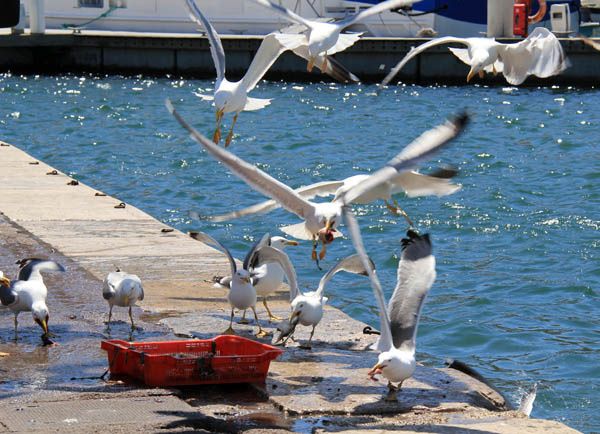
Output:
top-left (381, 27), bottom-right (568, 87)
top-left (344, 209), bottom-right (436, 402)
top-left (167, 98), bottom-right (467, 265)
top-left (190, 231), bottom-right (297, 337)
top-left (198, 168), bottom-right (461, 228)
top-left (250, 0), bottom-right (419, 72)
top-left (185, 0), bottom-right (304, 146)
top-left (272, 253), bottom-right (373, 349)
top-left (0, 259), bottom-right (65, 344)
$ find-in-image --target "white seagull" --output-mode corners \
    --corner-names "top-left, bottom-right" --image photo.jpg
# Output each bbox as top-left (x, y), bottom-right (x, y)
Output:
top-left (199, 168), bottom-right (461, 228)
top-left (213, 235), bottom-right (299, 323)
top-left (0, 259), bottom-right (65, 344)
top-left (272, 253), bottom-right (373, 349)
top-left (344, 206), bottom-right (435, 402)
top-left (167, 99), bottom-right (467, 264)
top-left (102, 270), bottom-right (144, 331)
top-left (381, 27), bottom-right (568, 87)
top-left (185, 0), bottom-right (304, 146)
top-left (251, 0), bottom-right (419, 72)
top-left (190, 231), bottom-right (297, 337)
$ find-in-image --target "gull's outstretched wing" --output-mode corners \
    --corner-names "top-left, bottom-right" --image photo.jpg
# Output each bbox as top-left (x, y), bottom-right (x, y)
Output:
top-left (252, 245), bottom-right (299, 302)
top-left (249, 0), bottom-right (314, 29)
top-left (167, 100), bottom-right (315, 220)
top-left (388, 230), bottom-right (436, 352)
top-left (17, 259), bottom-right (65, 281)
top-left (343, 206), bottom-right (394, 352)
top-left (337, 0), bottom-right (418, 28)
top-left (241, 33), bottom-right (305, 93)
top-left (189, 231), bottom-right (237, 276)
top-left (316, 253), bottom-right (373, 299)
top-left (243, 233), bottom-right (271, 270)
top-left (497, 27), bottom-right (568, 85)
top-left (380, 37), bottom-right (469, 87)
top-left (339, 113), bottom-right (469, 206)
top-left (389, 170), bottom-right (461, 198)
top-left (199, 180), bottom-right (346, 223)
top-left (184, 0), bottom-right (226, 81)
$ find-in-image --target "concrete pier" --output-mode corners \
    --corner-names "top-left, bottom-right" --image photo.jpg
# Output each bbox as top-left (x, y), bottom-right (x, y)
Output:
top-left (0, 29), bottom-right (599, 84)
top-left (0, 140), bottom-right (580, 433)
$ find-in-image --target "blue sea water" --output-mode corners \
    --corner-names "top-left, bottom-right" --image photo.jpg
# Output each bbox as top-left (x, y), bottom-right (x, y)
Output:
top-left (1, 73), bottom-right (598, 432)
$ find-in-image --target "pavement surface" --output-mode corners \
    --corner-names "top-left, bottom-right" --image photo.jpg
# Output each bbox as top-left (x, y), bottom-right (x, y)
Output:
top-left (0, 141), bottom-right (580, 433)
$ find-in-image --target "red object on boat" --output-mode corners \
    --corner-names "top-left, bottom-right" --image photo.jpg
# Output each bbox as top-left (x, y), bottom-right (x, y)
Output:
top-left (513, 2), bottom-right (529, 37)
top-left (100, 335), bottom-right (283, 387)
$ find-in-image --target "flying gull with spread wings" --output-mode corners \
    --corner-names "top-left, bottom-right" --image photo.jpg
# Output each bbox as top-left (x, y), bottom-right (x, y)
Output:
top-left (381, 27), bottom-right (568, 87)
top-left (185, 0), bottom-right (305, 146)
top-left (167, 98), bottom-right (467, 265)
top-left (250, 0), bottom-right (419, 72)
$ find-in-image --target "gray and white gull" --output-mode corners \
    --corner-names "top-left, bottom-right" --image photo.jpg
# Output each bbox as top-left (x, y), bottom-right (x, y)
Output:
top-left (250, 0), bottom-right (418, 72)
top-left (213, 235), bottom-right (299, 323)
top-left (167, 98), bottom-right (467, 264)
top-left (344, 209), bottom-right (436, 401)
top-left (102, 270), bottom-right (144, 331)
top-left (190, 231), bottom-right (297, 337)
top-left (198, 168), bottom-right (461, 228)
top-left (272, 253), bottom-right (373, 349)
top-left (185, 0), bottom-right (304, 146)
top-left (381, 27), bottom-right (568, 87)
top-left (0, 258), bottom-right (65, 344)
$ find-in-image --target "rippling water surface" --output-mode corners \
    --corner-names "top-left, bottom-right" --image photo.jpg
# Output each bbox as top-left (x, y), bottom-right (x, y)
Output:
top-left (1, 73), bottom-right (598, 432)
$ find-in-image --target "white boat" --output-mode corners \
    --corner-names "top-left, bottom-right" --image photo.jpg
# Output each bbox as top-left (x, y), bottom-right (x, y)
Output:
top-left (23, 0), bottom-right (474, 37)
top-left (22, 1), bottom-right (580, 38)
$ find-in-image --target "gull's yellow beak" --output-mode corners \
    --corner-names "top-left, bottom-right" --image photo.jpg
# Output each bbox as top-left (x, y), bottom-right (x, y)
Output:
top-left (0, 276), bottom-right (10, 287)
top-left (368, 362), bottom-right (385, 378)
top-left (466, 67), bottom-right (476, 83)
top-left (285, 240), bottom-right (299, 246)
top-left (35, 318), bottom-right (49, 335)
top-left (242, 276), bottom-right (251, 284)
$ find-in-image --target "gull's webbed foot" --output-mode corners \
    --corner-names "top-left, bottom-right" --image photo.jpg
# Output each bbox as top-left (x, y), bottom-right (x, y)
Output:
top-left (222, 326), bottom-right (236, 335)
top-left (255, 328), bottom-right (271, 338)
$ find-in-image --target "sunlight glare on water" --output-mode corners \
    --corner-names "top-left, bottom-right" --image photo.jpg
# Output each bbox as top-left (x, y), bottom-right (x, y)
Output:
top-left (1, 72), bottom-right (598, 432)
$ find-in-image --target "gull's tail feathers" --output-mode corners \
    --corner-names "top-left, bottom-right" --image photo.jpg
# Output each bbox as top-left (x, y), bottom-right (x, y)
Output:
top-left (244, 97), bottom-right (272, 111)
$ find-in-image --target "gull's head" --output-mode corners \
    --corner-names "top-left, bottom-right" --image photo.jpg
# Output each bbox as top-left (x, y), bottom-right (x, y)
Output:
top-left (270, 236), bottom-right (299, 251)
top-left (32, 302), bottom-right (50, 336)
top-left (234, 269), bottom-right (252, 284)
top-left (368, 348), bottom-right (416, 383)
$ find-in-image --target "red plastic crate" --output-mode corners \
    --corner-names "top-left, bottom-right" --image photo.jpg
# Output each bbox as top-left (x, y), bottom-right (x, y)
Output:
top-left (100, 335), bottom-right (283, 387)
